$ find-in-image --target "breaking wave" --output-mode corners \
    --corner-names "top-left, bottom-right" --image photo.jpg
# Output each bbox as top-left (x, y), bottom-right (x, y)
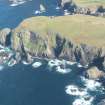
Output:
top-left (65, 76), bottom-right (105, 105)
top-left (9, 0), bottom-right (32, 6)
top-left (32, 62), bottom-right (42, 68)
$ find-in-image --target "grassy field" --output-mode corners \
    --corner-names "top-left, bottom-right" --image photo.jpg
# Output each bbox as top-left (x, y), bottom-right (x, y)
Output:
top-left (74, 0), bottom-right (105, 8)
top-left (17, 14), bottom-right (105, 48)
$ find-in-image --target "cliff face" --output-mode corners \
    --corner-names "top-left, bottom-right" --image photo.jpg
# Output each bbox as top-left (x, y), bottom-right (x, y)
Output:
top-left (9, 28), bottom-right (105, 70)
top-left (0, 28), bottom-right (11, 46)
top-left (0, 14), bottom-right (105, 71)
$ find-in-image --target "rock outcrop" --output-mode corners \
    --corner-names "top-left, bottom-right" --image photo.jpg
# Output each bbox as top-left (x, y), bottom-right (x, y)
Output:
top-left (0, 16), bottom-right (105, 75)
top-left (58, 0), bottom-right (105, 17)
top-left (0, 26), bottom-right (105, 77)
top-left (59, 0), bottom-right (77, 13)
top-left (11, 29), bottom-right (55, 61)
top-left (0, 28), bottom-right (11, 46)
top-left (10, 28), bottom-right (105, 72)
top-left (86, 66), bottom-right (105, 80)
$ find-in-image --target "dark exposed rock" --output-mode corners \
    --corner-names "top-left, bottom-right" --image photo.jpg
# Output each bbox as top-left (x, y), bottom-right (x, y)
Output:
top-left (75, 7), bottom-right (91, 15)
top-left (85, 66), bottom-right (105, 80)
top-left (58, 0), bottom-right (105, 17)
top-left (54, 33), bottom-right (66, 57)
top-left (96, 5), bottom-right (105, 13)
top-left (80, 44), bottom-right (104, 67)
top-left (0, 27), bottom-right (104, 76)
top-left (11, 29), bottom-right (55, 62)
top-left (59, 39), bottom-right (76, 61)
top-left (0, 28), bottom-right (11, 46)
top-left (10, 28), bottom-right (105, 72)
top-left (59, 0), bottom-right (77, 13)
top-left (102, 57), bottom-right (105, 70)
top-left (0, 49), bottom-right (12, 65)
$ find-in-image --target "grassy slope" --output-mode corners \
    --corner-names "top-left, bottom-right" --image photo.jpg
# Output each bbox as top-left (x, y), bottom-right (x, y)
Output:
top-left (16, 14), bottom-right (105, 48)
top-left (74, 0), bottom-right (105, 8)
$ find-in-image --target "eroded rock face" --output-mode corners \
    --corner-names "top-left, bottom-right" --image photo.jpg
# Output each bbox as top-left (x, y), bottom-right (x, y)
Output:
top-left (0, 28), bottom-right (11, 46)
top-left (59, 39), bottom-right (76, 61)
top-left (10, 28), bottom-right (105, 69)
top-left (86, 67), bottom-right (105, 80)
top-left (11, 29), bottom-right (55, 62)
top-left (0, 26), bottom-right (104, 71)
top-left (58, 0), bottom-right (77, 12)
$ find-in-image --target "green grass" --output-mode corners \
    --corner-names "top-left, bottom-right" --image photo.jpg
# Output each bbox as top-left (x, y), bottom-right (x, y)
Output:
top-left (74, 0), bottom-right (105, 8)
top-left (16, 14), bottom-right (105, 48)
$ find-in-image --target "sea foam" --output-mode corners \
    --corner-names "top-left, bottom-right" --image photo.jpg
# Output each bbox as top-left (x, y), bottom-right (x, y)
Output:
top-left (32, 62), bottom-right (42, 68)
top-left (9, 0), bottom-right (31, 6)
top-left (72, 97), bottom-right (94, 105)
top-left (65, 85), bottom-right (88, 96)
top-left (48, 59), bottom-right (62, 67)
top-left (81, 76), bottom-right (104, 91)
top-left (22, 61), bottom-right (30, 65)
top-left (65, 84), bottom-right (94, 105)
top-left (56, 66), bottom-right (72, 74)
top-left (8, 59), bottom-right (17, 67)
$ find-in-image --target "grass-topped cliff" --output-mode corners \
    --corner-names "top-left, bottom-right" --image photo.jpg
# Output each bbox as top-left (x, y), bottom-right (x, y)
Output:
top-left (74, 0), bottom-right (105, 7)
top-left (15, 15), bottom-right (105, 48)
top-left (10, 14), bottom-right (105, 68)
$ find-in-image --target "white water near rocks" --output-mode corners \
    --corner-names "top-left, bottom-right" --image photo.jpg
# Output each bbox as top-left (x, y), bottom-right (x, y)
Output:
top-left (56, 66), bottom-right (72, 74)
top-left (65, 76), bottom-right (105, 105)
top-left (9, 0), bottom-right (32, 6)
top-left (32, 62), bottom-right (42, 68)
top-left (0, 1), bottom-right (105, 105)
top-left (0, 46), bottom-right (105, 105)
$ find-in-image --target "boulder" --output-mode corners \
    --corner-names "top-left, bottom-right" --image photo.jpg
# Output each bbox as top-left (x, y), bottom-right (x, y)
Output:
top-left (59, 0), bottom-right (77, 12)
top-left (86, 67), bottom-right (105, 80)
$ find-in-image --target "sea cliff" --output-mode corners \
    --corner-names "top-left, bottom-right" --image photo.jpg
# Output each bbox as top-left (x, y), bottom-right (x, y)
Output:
top-left (0, 15), bottom-right (105, 83)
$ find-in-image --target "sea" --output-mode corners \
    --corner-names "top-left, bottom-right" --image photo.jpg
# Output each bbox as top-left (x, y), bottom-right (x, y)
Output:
top-left (0, 0), bottom-right (105, 105)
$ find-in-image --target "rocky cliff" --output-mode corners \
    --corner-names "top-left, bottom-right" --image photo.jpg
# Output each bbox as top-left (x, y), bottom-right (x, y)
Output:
top-left (58, 0), bottom-right (105, 16)
top-left (1, 14), bottom-right (105, 81)
top-left (0, 26), bottom-right (105, 72)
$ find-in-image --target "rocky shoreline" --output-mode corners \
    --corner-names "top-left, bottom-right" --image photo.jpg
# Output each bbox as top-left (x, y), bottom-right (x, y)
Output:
top-left (59, 0), bottom-right (105, 17)
top-left (0, 27), bottom-right (105, 79)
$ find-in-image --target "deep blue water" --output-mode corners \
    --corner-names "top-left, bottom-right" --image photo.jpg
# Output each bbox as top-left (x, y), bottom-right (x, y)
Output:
top-left (0, 0), bottom-right (63, 28)
top-left (0, 60), bottom-right (105, 105)
top-left (0, 59), bottom-right (81, 105)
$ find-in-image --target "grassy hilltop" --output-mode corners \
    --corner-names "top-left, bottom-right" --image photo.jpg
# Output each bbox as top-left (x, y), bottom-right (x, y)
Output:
top-left (74, 0), bottom-right (105, 7)
top-left (16, 14), bottom-right (105, 48)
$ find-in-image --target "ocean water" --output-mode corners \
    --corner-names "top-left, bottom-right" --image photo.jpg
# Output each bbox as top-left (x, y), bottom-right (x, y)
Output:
top-left (0, 57), bottom-right (105, 105)
top-left (0, 0), bottom-right (63, 28)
